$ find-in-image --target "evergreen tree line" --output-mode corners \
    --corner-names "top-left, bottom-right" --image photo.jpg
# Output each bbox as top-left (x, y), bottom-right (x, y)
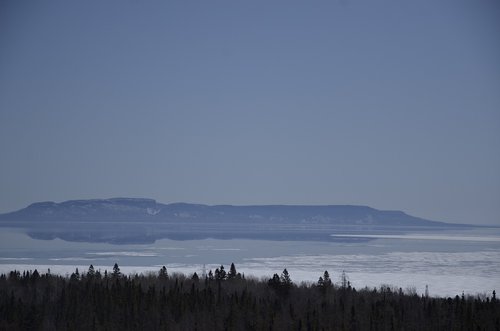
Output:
top-left (0, 263), bottom-right (498, 330)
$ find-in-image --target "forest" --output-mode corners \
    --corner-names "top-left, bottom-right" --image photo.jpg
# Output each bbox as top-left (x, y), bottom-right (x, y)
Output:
top-left (0, 264), bottom-right (498, 330)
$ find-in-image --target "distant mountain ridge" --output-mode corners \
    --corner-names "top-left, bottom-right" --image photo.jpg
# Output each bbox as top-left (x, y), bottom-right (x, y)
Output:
top-left (0, 198), bottom-right (464, 244)
top-left (1, 197), bottom-right (443, 227)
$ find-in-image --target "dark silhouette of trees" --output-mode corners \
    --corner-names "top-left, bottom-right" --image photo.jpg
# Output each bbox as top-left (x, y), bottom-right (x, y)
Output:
top-left (159, 266), bottom-right (168, 280)
top-left (227, 263), bottom-right (237, 280)
top-left (318, 275), bottom-right (324, 287)
top-left (268, 273), bottom-right (281, 290)
top-left (267, 269), bottom-right (293, 296)
top-left (214, 265), bottom-right (226, 281)
top-left (280, 268), bottom-right (292, 286)
top-left (323, 270), bottom-right (332, 287)
top-left (340, 269), bottom-right (350, 290)
top-left (0, 265), bottom-right (498, 330)
top-left (317, 270), bottom-right (333, 295)
top-left (112, 263), bottom-right (121, 278)
top-left (87, 264), bottom-right (95, 277)
top-left (70, 268), bottom-right (79, 281)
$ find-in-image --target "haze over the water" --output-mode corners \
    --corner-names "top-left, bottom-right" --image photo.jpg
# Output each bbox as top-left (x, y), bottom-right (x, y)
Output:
top-left (1, 0), bottom-right (499, 225)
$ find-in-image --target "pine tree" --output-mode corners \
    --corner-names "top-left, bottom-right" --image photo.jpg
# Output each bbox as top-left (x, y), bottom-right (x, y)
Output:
top-left (88, 265), bottom-right (95, 277)
top-left (323, 271), bottom-right (332, 287)
top-left (280, 269), bottom-right (292, 286)
top-left (70, 268), bottom-right (79, 281)
top-left (159, 266), bottom-right (168, 280)
top-left (215, 268), bottom-right (220, 280)
top-left (215, 265), bottom-right (226, 281)
top-left (340, 270), bottom-right (348, 289)
top-left (220, 265), bottom-right (226, 280)
top-left (268, 274), bottom-right (281, 290)
top-left (112, 263), bottom-right (121, 278)
top-left (227, 263), bottom-right (237, 280)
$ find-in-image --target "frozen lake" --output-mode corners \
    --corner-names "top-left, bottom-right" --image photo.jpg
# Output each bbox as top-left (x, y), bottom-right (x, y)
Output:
top-left (1, 227), bottom-right (499, 297)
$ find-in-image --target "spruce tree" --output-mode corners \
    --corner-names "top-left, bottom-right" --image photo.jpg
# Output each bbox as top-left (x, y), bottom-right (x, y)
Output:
top-left (323, 271), bottom-right (332, 287)
top-left (112, 263), bottom-right (121, 278)
top-left (268, 274), bottom-right (281, 290)
top-left (216, 265), bottom-right (226, 281)
top-left (159, 266), bottom-right (168, 280)
top-left (88, 265), bottom-right (95, 277)
top-left (227, 263), bottom-right (237, 280)
top-left (280, 269), bottom-right (292, 286)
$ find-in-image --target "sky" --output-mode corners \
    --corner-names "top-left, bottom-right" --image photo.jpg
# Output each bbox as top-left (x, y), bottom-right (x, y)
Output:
top-left (0, 0), bottom-right (499, 225)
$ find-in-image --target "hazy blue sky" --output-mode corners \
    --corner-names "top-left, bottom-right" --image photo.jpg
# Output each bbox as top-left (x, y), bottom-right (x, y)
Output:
top-left (1, 0), bottom-right (499, 224)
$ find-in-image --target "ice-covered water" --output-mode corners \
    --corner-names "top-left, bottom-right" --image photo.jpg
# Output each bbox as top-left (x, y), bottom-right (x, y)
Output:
top-left (1, 227), bottom-right (499, 297)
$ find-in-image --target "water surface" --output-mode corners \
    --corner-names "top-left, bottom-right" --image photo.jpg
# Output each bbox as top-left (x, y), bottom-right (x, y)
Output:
top-left (1, 227), bottom-right (499, 297)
